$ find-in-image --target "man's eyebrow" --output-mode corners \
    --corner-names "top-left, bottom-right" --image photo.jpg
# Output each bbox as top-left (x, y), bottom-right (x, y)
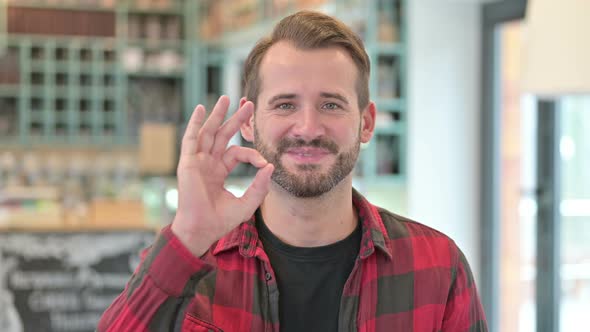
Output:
top-left (268, 94), bottom-right (297, 104)
top-left (320, 92), bottom-right (349, 105)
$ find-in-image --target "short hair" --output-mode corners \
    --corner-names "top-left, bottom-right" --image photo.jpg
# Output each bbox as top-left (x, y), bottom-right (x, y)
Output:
top-left (243, 10), bottom-right (370, 110)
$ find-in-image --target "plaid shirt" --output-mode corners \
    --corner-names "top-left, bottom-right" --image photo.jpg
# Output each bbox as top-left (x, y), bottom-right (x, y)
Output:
top-left (98, 190), bottom-right (487, 331)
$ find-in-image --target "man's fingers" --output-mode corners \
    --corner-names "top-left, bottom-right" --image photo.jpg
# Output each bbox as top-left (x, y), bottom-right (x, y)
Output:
top-left (239, 164), bottom-right (274, 217)
top-left (211, 101), bottom-right (254, 157)
top-left (197, 95), bottom-right (231, 153)
top-left (222, 145), bottom-right (268, 173)
top-left (181, 105), bottom-right (206, 155)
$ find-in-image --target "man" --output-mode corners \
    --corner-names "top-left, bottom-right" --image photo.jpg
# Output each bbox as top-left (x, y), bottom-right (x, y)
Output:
top-left (98, 10), bottom-right (487, 332)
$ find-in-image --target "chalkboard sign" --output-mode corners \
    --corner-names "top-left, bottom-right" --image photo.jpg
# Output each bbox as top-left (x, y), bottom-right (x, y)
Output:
top-left (0, 230), bottom-right (155, 332)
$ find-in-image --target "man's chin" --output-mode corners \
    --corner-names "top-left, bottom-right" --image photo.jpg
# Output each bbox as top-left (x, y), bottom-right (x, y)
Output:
top-left (270, 166), bottom-right (349, 198)
top-left (274, 167), bottom-right (329, 182)
top-left (271, 179), bottom-right (333, 198)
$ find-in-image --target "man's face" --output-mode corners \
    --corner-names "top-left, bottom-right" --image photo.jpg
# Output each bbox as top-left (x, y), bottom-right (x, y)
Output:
top-left (242, 41), bottom-right (375, 198)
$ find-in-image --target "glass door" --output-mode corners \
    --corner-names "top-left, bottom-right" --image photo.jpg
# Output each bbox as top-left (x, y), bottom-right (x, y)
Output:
top-left (559, 98), bottom-right (590, 331)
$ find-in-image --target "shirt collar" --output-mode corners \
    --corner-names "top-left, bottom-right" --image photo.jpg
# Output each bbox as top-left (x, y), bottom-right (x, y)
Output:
top-left (352, 189), bottom-right (393, 260)
top-left (211, 188), bottom-right (393, 260)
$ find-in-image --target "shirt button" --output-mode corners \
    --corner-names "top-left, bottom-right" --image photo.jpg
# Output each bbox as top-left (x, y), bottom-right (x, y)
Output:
top-left (265, 272), bottom-right (272, 281)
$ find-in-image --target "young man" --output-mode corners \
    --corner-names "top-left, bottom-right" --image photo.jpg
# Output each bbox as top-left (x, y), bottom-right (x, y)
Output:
top-left (98, 11), bottom-right (487, 332)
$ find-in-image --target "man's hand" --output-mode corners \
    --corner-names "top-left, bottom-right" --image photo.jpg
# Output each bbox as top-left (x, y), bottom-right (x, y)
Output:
top-left (171, 96), bottom-right (274, 257)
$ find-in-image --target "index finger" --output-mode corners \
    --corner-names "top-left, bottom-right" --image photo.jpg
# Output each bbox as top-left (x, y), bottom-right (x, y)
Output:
top-left (211, 101), bottom-right (254, 156)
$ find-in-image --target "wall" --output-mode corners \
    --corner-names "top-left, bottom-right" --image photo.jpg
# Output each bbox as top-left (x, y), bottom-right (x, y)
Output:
top-left (407, 0), bottom-right (483, 281)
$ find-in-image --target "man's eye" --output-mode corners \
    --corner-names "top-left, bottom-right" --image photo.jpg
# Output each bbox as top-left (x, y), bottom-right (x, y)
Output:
top-left (323, 102), bottom-right (340, 110)
top-left (277, 103), bottom-right (295, 110)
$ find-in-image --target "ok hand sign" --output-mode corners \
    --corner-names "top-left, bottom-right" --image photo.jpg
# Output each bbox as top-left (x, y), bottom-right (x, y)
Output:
top-left (171, 96), bottom-right (274, 257)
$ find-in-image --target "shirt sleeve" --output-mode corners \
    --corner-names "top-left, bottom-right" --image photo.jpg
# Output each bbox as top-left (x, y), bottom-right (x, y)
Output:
top-left (441, 244), bottom-right (488, 332)
top-left (96, 225), bottom-right (215, 332)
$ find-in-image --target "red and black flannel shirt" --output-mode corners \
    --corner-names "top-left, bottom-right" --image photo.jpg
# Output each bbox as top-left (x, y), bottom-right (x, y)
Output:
top-left (98, 190), bottom-right (487, 331)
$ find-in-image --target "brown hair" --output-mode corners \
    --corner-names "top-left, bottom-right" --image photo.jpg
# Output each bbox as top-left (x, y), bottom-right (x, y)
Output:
top-left (243, 10), bottom-right (370, 110)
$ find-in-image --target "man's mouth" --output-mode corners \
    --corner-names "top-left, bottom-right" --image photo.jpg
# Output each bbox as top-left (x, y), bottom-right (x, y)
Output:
top-left (284, 147), bottom-right (332, 163)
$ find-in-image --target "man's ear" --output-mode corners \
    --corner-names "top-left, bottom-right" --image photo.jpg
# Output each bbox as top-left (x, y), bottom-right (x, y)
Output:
top-left (360, 101), bottom-right (376, 143)
top-left (240, 97), bottom-right (255, 142)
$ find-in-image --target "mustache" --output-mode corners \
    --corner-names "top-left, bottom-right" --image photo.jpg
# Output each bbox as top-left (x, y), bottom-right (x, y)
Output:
top-left (276, 137), bottom-right (339, 154)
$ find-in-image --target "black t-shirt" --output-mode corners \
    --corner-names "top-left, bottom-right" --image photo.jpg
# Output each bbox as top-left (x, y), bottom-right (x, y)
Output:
top-left (256, 210), bottom-right (361, 332)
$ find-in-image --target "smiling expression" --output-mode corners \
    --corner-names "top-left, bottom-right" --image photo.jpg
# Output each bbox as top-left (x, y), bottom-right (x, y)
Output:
top-left (241, 41), bottom-right (375, 197)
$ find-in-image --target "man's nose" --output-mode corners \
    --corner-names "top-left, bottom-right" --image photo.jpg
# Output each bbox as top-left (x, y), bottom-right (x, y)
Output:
top-left (291, 107), bottom-right (326, 140)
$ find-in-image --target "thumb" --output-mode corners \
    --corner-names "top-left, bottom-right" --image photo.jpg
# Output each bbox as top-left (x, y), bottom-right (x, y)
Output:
top-left (239, 164), bottom-right (274, 217)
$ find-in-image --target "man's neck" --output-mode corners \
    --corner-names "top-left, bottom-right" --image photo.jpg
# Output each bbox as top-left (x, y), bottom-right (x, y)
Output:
top-left (259, 177), bottom-right (358, 247)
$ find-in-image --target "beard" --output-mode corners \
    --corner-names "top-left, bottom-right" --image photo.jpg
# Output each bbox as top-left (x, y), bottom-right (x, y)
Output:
top-left (253, 126), bottom-right (360, 198)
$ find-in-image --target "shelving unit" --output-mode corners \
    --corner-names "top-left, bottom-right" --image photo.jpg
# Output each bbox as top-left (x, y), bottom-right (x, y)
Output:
top-left (0, 0), bottom-right (203, 148)
top-left (362, 0), bottom-right (407, 182)
top-left (0, 0), bottom-right (203, 229)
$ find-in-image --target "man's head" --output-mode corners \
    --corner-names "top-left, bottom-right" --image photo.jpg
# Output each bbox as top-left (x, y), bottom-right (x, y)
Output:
top-left (243, 10), bottom-right (370, 110)
top-left (240, 11), bottom-right (375, 198)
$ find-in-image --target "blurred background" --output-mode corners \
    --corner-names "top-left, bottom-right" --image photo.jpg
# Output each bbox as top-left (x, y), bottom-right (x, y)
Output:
top-left (0, 0), bottom-right (588, 331)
